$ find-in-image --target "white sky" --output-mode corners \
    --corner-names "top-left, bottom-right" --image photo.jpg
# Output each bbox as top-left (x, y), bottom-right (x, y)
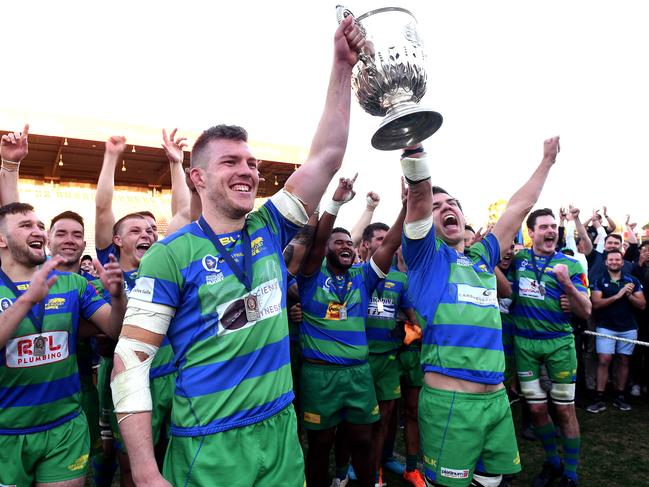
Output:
top-left (6, 0), bottom-right (649, 231)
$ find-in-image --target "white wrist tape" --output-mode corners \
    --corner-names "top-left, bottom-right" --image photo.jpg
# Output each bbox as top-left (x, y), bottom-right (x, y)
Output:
top-left (366, 195), bottom-right (379, 208)
top-left (325, 199), bottom-right (344, 216)
top-left (111, 337), bottom-right (159, 414)
top-left (401, 154), bottom-right (430, 185)
top-left (123, 300), bottom-right (175, 335)
top-left (270, 189), bottom-right (309, 226)
top-left (369, 257), bottom-right (387, 279)
top-left (404, 216), bottom-right (433, 240)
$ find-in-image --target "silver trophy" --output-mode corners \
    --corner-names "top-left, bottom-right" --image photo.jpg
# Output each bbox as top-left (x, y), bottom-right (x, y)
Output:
top-left (336, 6), bottom-right (442, 151)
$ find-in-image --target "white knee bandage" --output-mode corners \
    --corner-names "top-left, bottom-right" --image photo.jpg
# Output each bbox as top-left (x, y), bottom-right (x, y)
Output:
top-left (111, 337), bottom-right (159, 414)
top-left (471, 474), bottom-right (503, 487)
top-left (519, 379), bottom-right (547, 404)
top-left (271, 189), bottom-right (309, 226)
top-left (550, 382), bottom-right (575, 405)
top-left (404, 215), bottom-right (433, 240)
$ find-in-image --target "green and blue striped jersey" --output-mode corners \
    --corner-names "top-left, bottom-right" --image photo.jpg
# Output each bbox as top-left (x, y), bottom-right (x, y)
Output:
top-left (128, 201), bottom-right (299, 436)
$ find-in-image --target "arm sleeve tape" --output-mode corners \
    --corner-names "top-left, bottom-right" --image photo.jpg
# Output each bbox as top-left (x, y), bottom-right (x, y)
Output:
top-left (270, 189), bottom-right (309, 226)
top-left (123, 300), bottom-right (175, 335)
top-left (401, 154), bottom-right (430, 185)
top-left (111, 337), bottom-right (159, 414)
top-left (369, 256), bottom-right (387, 279)
top-left (404, 215), bottom-right (433, 240)
top-left (325, 199), bottom-right (343, 216)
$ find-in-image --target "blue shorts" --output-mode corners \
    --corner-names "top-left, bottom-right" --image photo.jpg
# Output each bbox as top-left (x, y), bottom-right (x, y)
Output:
top-left (595, 327), bottom-right (637, 355)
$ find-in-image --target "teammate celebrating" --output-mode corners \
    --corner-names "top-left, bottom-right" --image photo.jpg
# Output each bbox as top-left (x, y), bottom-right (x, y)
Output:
top-left (510, 209), bottom-right (591, 487)
top-left (113, 17), bottom-right (365, 487)
top-left (400, 137), bottom-right (560, 487)
top-left (0, 202), bottom-right (126, 487)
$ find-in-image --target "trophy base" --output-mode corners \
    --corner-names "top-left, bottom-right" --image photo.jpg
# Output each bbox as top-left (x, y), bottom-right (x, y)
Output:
top-left (371, 106), bottom-right (443, 151)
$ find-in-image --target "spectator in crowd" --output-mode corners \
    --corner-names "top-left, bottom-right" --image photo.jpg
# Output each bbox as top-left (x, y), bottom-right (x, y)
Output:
top-left (588, 250), bottom-right (646, 412)
top-left (584, 207), bottom-right (616, 243)
top-left (0, 202), bottom-right (126, 487)
top-left (81, 254), bottom-right (98, 278)
top-left (399, 136), bottom-right (560, 487)
top-left (630, 241), bottom-right (649, 397)
top-left (111, 17), bottom-right (365, 487)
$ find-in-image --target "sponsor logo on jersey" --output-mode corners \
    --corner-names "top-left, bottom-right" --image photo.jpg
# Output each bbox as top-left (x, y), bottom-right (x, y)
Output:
top-left (519, 259), bottom-right (529, 271)
top-left (456, 255), bottom-right (472, 267)
top-left (518, 277), bottom-right (545, 300)
top-left (517, 370), bottom-right (534, 377)
top-left (477, 264), bottom-right (488, 272)
top-left (45, 297), bottom-right (66, 310)
top-left (219, 235), bottom-right (238, 245)
top-left (130, 277), bottom-right (155, 302)
top-left (368, 297), bottom-right (396, 318)
top-left (6, 331), bottom-right (69, 368)
top-left (514, 452), bottom-right (521, 465)
top-left (251, 236), bottom-right (264, 256)
top-left (440, 467), bottom-right (469, 479)
top-left (0, 297), bottom-right (13, 311)
top-left (384, 281), bottom-right (395, 289)
top-left (217, 278), bottom-right (282, 335)
top-left (202, 254), bottom-right (220, 272)
top-left (325, 302), bottom-right (345, 320)
top-left (423, 456), bottom-right (437, 468)
top-left (456, 284), bottom-right (498, 307)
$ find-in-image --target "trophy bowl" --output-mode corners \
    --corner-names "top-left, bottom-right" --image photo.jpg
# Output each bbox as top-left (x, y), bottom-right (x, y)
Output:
top-left (338, 6), bottom-right (443, 151)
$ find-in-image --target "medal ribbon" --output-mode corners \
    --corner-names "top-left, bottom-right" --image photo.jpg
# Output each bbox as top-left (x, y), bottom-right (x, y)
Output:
top-left (530, 251), bottom-right (555, 289)
top-left (329, 269), bottom-right (350, 305)
top-left (198, 216), bottom-right (253, 292)
top-left (0, 268), bottom-right (46, 334)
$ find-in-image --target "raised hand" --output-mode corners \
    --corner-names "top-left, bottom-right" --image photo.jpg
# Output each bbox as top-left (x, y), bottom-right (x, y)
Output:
top-left (559, 207), bottom-right (567, 224)
top-left (162, 128), bottom-right (188, 165)
top-left (568, 204), bottom-right (580, 220)
top-left (542, 136), bottom-right (560, 164)
top-left (106, 136), bottom-right (127, 155)
top-left (94, 254), bottom-right (125, 298)
top-left (553, 263), bottom-right (570, 285)
top-left (334, 15), bottom-right (365, 67)
top-left (22, 255), bottom-right (65, 305)
top-left (366, 191), bottom-right (380, 209)
top-left (332, 173), bottom-right (357, 203)
top-left (1, 124), bottom-right (29, 162)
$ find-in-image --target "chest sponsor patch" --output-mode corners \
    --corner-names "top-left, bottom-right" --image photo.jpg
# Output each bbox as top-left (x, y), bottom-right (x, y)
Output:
top-left (368, 297), bottom-right (396, 319)
top-left (325, 302), bottom-right (346, 320)
top-left (456, 284), bottom-right (498, 308)
top-left (518, 276), bottom-right (545, 300)
top-left (5, 331), bottom-right (69, 368)
top-left (216, 278), bottom-right (282, 335)
top-left (130, 276), bottom-right (155, 302)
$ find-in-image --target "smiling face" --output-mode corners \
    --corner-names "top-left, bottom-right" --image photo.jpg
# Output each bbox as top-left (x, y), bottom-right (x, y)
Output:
top-left (433, 192), bottom-right (466, 249)
top-left (362, 228), bottom-right (387, 259)
top-left (326, 231), bottom-right (355, 271)
top-left (529, 215), bottom-right (558, 256)
top-left (0, 211), bottom-right (48, 267)
top-left (498, 243), bottom-right (515, 271)
top-left (48, 218), bottom-right (86, 268)
top-left (191, 139), bottom-right (260, 221)
top-left (113, 217), bottom-right (153, 266)
top-left (605, 251), bottom-right (623, 273)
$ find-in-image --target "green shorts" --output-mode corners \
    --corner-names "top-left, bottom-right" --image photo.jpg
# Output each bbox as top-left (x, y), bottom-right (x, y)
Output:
top-left (151, 372), bottom-right (176, 445)
top-left (369, 352), bottom-right (402, 401)
top-left (80, 372), bottom-right (102, 456)
top-left (163, 406), bottom-right (304, 487)
top-left (514, 335), bottom-right (577, 384)
top-left (300, 361), bottom-right (379, 430)
top-left (419, 386), bottom-right (521, 486)
top-left (0, 412), bottom-right (90, 486)
top-left (398, 348), bottom-right (424, 388)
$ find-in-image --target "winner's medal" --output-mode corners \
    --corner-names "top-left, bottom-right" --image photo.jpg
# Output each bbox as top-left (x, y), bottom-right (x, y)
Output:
top-left (244, 294), bottom-right (261, 322)
top-left (33, 335), bottom-right (46, 357)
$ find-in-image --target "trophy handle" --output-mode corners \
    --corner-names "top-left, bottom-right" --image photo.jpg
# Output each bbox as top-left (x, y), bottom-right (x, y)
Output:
top-left (335, 5), bottom-right (374, 69)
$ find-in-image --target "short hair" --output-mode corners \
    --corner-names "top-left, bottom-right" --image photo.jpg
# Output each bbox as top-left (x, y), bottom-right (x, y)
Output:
top-left (432, 186), bottom-right (463, 212)
top-left (562, 248), bottom-right (575, 256)
top-left (81, 254), bottom-right (93, 263)
top-left (113, 212), bottom-right (147, 237)
top-left (606, 249), bottom-right (623, 259)
top-left (190, 124), bottom-right (248, 168)
top-left (526, 208), bottom-right (555, 230)
top-left (330, 227), bottom-right (351, 238)
top-left (361, 222), bottom-right (389, 243)
top-left (604, 233), bottom-right (622, 244)
top-left (0, 202), bottom-right (35, 230)
top-left (465, 225), bottom-right (475, 234)
top-left (640, 241), bottom-right (649, 250)
top-left (136, 210), bottom-right (156, 221)
top-left (50, 211), bottom-right (84, 231)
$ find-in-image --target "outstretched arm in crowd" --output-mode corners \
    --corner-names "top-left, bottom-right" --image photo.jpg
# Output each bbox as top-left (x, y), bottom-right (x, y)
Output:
top-left (603, 206), bottom-right (616, 233)
top-left (95, 136), bottom-right (126, 250)
top-left (624, 215), bottom-right (640, 262)
top-left (0, 124), bottom-right (28, 205)
top-left (571, 205), bottom-right (593, 255)
top-left (400, 144), bottom-right (433, 227)
top-left (301, 175), bottom-right (356, 276)
top-left (371, 180), bottom-right (407, 274)
top-left (492, 137), bottom-right (560, 257)
top-left (592, 214), bottom-right (607, 253)
top-left (282, 16), bottom-right (364, 216)
top-left (350, 191), bottom-right (380, 245)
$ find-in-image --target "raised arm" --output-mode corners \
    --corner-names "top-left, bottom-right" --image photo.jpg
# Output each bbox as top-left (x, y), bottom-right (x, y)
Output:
top-left (95, 136), bottom-right (126, 249)
top-left (350, 191), bottom-right (380, 246)
top-left (162, 128), bottom-right (190, 217)
top-left (570, 205), bottom-right (593, 255)
top-left (282, 16), bottom-right (363, 215)
top-left (284, 212), bottom-right (319, 276)
top-left (301, 175), bottom-right (356, 275)
top-left (492, 137), bottom-right (559, 257)
top-left (603, 206), bottom-right (616, 233)
top-left (371, 180), bottom-right (407, 273)
top-left (0, 124), bottom-right (29, 205)
top-left (400, 144), bottom-right (433, 225)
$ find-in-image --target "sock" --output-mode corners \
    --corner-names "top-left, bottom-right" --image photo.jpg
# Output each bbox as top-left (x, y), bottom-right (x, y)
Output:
top-left (535, 422), bottom-right (561, 468)
top-left (561, 436), bottom-right (580, 482)
top-left (335, 465), bottom-right (349, 480)
top-left (616, 390), bottom-right (626, 402)
top-left (406, 454), bottom-right (418, 472)
top-left (596, 391), bottom-right (605, 401)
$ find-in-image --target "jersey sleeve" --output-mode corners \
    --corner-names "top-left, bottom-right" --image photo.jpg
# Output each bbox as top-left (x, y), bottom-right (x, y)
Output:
top-left (401, 224), bottom-right (437, 272)
top-left (569, 259), bottom-right (589, 294)
top-left (253, 200), bottom-right (301, 250)
top-left (79, 279), bottom-right (109, 321)
top-left (95, 244), bottom-right (118, 266)
top-left (128, 242), bottom-right (184, 308)
top-left (362, 261), bottom-right (384, 295)
top-left (590, 277), bottom-right (604, 293)
top-left (469, 233), bottom-right (501, 271)
top-left (399, 279), bottom-right (414, 310)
